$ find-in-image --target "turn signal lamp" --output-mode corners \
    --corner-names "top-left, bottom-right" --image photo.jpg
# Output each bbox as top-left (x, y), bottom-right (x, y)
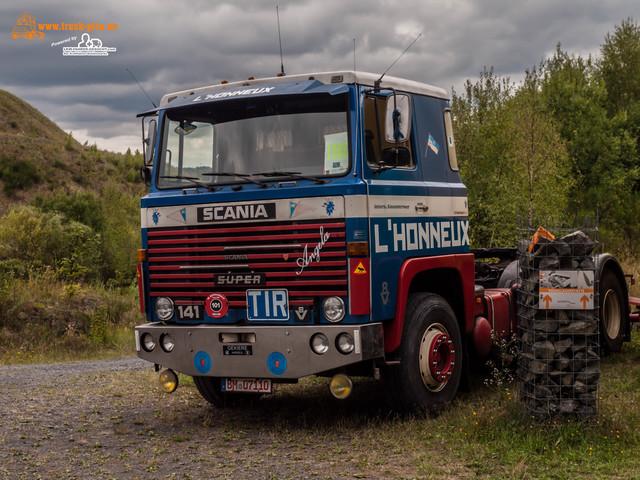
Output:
top-left (330, 374), bottom-right (353, 399)
top-left (137, 249), bottom-right (148, 262)
top-left (159, 369), bottom-right (179, 393)
top-left (347, 242), bottom-right (368, 257)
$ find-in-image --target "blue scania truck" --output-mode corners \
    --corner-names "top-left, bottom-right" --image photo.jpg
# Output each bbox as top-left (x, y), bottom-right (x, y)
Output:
top-left (134, 71), bottom-right (632, 411)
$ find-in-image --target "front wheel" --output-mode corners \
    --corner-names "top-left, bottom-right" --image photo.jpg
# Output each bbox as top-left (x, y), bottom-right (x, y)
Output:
top-left (386, 293), bottom-right (462, 413)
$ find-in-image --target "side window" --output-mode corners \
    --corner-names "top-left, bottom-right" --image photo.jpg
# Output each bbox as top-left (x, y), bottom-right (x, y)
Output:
top-left (444, 109), bottom-right (458, 171)
top-left (364, 95), bottom-right (414, 168)
top-left (364, 96), bottom-right (381, 166)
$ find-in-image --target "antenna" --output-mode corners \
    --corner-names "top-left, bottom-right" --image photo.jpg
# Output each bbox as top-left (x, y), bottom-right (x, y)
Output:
top-left (353, 38), bottom-right (356, 72)
top-left (276, 5), bottom-right (285, 76)
top-left (126, 68), bottom-right (157, 108)
top-left (374, 33), bottom-right (422, 90)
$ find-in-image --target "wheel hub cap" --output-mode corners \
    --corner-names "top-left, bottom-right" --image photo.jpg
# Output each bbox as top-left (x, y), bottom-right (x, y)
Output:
top-left (419, 324), bottom-right (456, 391)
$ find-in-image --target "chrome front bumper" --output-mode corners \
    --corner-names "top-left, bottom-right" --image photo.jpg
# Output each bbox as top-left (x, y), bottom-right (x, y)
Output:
top-left (135, 323), bottom-right (384, 379)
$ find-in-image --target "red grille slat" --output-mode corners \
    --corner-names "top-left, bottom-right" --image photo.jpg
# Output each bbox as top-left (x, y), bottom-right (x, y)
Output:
top-left (149, 273), bottom-right (214, 280)
top-left (150, 290), bottom-right (348, 298)
top-left (145, 217), bottom-right (348, 314)
top-left (148, 231), bottom-right (345, 246)
top-left (264, 270), bottom-right (347, 277)
top-left (148, 260), bottom-right (347, 271)
top-left (148, 221), bottom-right (346, 237)
top-left (148, 250), bottom-right (346, 263)
top-left (149, 241), bottom-right (346, 256)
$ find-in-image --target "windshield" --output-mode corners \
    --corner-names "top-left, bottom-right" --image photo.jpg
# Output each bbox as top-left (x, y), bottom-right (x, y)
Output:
top-left (156, 93), bottom-right (350, 188)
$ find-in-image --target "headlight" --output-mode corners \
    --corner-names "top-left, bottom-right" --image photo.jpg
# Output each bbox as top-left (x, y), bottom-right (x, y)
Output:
top-left (141, 332), bottom-right (155, 352)
top-left (310, 333), bottom-right (329, 355)
top-left (160, 333), bottom-right (175, 352)
top-left (322, 297), bottom-right (346, 323)
top-left (336, 332), bottom-right (355, 354)
top-left (155, 297), bottom-right (174, 321)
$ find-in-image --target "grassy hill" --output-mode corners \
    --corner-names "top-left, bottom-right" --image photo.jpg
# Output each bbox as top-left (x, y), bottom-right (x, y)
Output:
top-left (0, 89), bottom-right (145, 207)
top-left (0, 89), bottom-right (146, 363)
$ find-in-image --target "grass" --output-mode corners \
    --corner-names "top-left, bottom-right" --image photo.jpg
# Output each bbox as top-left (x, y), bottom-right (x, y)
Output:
top-left (414, 330), bottom-right (640, 479)
top-left (170, 330), bottom-right (640, 479)
top-left (2, 332), bottom-right (638, 479)
top-left (0, 274), bottom-right (141, 364)
top-left (0, 266), bottom-right (638, 478)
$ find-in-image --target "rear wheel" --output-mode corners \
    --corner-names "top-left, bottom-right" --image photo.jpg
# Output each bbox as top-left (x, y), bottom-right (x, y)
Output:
top-left (599, 269), bottom-right (626, 354)
top-left (192, 376), bottom-right (260, 407)
top-left (386, 293), bottom-right (462, 413)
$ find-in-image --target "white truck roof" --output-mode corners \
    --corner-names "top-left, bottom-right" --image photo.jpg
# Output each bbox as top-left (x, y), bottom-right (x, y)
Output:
top-left (159, 71), bottom-right (449, 107)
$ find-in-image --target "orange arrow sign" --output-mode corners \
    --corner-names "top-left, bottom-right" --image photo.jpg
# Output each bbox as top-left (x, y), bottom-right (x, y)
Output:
top-left (542, 294), bottom-right (552, 309)
top-left (580, 295), bottom-right (590, 309)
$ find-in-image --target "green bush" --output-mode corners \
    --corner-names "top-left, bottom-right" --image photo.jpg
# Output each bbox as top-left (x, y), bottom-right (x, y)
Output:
top-left (30, 185), bottom-right (140, 284)
top-left (0, 205), bottom-right (102, 281)
top-left (34, 191), bottom-right (106, 232)
top-left (0, 155), bottom-right (42, 195)
top-left (64, 132), bottom-right (75, 151)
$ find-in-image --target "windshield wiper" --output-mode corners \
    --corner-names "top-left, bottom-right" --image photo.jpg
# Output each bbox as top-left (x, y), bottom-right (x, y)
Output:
top-left (202, 172), bottom-right (273, 189)
top-left (160, 175), bottom-right (221, 192)
top-left (253, 170), bottom-right (327, 185)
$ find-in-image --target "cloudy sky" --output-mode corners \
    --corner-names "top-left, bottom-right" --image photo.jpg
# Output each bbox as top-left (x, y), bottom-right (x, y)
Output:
top-left (1, 0), bottom-right (636, 153)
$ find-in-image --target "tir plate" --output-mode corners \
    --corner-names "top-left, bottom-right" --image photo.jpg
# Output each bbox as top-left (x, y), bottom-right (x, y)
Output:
top-left (246, 289), bottom-right (289, 321)
top-left (221, 378), bottom-right (272, 393)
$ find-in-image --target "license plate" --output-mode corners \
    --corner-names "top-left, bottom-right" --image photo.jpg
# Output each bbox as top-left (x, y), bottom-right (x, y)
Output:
top-left (221, 378), bottom-right (272, 393)
top-left (246, 289), bottom-right (289, 321)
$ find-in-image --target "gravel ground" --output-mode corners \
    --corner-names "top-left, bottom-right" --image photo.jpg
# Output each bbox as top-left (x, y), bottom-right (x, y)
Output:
top-left (0, 358), bottom-right (462, 480)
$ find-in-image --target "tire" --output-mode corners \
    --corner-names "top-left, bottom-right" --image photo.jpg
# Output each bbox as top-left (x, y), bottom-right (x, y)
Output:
top-left (497, 260), bottom-right (518, 288)
top-left (599, 269), bottom-right (626, 354)
top-left (386, 293), bottom-right (463, 413)
top-left (192, 376), bottom-right (261, 407)
top-left (193, 376), bottom-right (225, 407)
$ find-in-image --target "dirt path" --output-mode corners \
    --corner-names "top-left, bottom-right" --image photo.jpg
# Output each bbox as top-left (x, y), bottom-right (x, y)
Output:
top-left (0, 358), bottom-right (470, 480)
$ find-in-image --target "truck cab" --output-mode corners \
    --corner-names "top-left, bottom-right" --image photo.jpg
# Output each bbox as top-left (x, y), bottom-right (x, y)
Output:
top-left (134, 71), bottom-right (495, 411)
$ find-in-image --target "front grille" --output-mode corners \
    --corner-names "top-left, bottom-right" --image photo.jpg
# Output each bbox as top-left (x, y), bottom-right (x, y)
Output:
top-left (146, 218), bottom-right (347, 308)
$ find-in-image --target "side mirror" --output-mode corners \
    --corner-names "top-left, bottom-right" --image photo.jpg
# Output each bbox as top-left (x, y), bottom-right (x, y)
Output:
top-left (140, 165), bottom-right (152, 185)
top-left (384, 94), bottom-right (411, 144)
top-left (143, 118), bottom-right (157, 166)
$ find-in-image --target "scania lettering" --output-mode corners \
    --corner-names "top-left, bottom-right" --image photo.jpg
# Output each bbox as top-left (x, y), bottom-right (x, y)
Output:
top-left (134, 71), bottom-right (636, 411)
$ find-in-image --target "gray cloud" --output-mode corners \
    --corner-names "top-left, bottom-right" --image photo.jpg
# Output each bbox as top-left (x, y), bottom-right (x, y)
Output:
top-left (0, 0), bottom-right (634, 152)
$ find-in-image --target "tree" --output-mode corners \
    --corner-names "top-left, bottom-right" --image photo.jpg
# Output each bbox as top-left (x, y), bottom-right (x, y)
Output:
top-left (452, 68), bottom-right (517, 247)
top-left (540, 44), bottom-right (640, 242)
top-left (508, 68), bottom-right (571, 225)
top-left (452, 67), bottom-right (570, 247)
top-left (600, 17), bottom-right (640, 116)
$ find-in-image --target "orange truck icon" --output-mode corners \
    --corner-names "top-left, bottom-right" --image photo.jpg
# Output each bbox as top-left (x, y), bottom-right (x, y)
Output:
top-left (12, 11), bottom-right (44, 39)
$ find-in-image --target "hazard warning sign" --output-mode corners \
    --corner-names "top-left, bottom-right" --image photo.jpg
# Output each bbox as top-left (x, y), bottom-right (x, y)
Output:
top-left (353, 262), bottom-right (367, 275)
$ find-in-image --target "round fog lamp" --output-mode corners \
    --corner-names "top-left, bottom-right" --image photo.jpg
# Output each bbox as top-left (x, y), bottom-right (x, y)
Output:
top-left (141, 332), bottom-right (155, 352)
top-left (310, 333), bottom-right (329, 355)
top-left (322, 296), bottom-right (346, 323)
top-left (330, 374), bottom-right (353, 399)
top-left (155, 297), bottom-right (174, 321)
top-left (160, 332), bottom-right (175, 352)
top-left (336, 332), bottom-right (355, 354)
top-left (159, 369), bottom-right (179, 393)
